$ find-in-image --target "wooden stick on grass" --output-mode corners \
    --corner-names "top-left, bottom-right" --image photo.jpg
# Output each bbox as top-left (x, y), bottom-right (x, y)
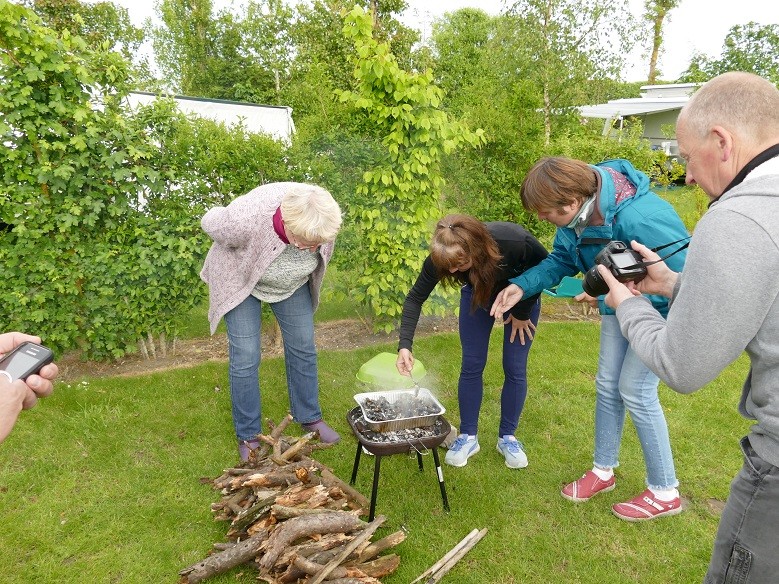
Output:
top-left (426, 527), bottom-right (487, 583)
top-left (410, 527), bottom-right (488, 584)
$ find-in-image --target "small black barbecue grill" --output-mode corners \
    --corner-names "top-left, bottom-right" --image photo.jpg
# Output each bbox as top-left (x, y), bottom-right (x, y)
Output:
top-left (347, 405), bottom-right (451, 521)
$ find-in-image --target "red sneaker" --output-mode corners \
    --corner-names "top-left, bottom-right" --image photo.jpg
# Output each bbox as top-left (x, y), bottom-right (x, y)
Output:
top-left (561, 470), bottom-right (616, 502)
top-left (612, 489), bottom-right (682, 521)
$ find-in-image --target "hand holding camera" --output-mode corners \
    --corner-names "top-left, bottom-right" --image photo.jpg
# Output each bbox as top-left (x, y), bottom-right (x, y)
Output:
top-left (588, 240), bottom-right (685, 310)
top-left (619, 240), bottom-right (680, 298)
top-left (582, 241), bottom-right (648, 297)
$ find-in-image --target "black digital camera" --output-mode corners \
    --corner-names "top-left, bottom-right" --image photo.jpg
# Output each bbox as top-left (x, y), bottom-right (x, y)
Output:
top-left (582, 241), bottom-right (647, 297)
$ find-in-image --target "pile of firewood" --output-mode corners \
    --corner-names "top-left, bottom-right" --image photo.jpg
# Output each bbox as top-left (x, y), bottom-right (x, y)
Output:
top-left (179, 414), bottom-right (405, 584)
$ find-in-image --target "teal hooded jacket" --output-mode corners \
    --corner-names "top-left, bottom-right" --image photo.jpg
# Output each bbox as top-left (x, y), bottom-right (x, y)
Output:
top-left (511, 159), bottom-right (689, 317)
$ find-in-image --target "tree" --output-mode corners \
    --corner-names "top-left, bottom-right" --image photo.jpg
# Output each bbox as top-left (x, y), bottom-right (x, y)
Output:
top-left (237, 0), bottom-right (294, 101)
top-left (643, 0), bottom-right (680, 83)
top-left (149, 0), bottom-right (222, 95)
top-left (23, 0), bottom-right (143, 59)
top-left (287, 0), bottom-right (418, 122)
top-left (429, 8), bottom-right (494, 113)
top-left (337, 6), bottom-right (485, 330)
top-left (714, 22), bottom-right (779, 84)
top-left (504, 0), bottom-right (640, 146)
top-left (22, 0), bottom-right (156, 86)
top-left (678, 23), bottom-right (779, 85)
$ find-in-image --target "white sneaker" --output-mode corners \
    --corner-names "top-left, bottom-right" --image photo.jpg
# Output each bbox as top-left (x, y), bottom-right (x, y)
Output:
top-left (445, 434), bottom-right (480, 467)
top-left (496, 435), bottom-right (528, 469)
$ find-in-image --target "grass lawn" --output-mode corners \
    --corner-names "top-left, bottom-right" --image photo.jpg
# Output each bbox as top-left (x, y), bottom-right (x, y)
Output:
top-left (0, 319), bottom-right (751, 584)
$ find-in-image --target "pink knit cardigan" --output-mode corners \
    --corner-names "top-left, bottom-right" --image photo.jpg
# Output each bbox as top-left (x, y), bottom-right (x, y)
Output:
top-left (199, 182), bottom-right (335, 335)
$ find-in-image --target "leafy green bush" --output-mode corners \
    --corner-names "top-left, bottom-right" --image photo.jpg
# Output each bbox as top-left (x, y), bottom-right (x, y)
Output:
top-left (0, 4), bottom-right (289, 359)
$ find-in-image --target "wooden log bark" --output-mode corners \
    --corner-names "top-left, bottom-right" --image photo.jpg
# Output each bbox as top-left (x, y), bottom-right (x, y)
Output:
top-left (319, 467), bottom-right (369, 510)
top-left (258, 511), bottom-right (365, 571)
top-left (231, 459), bottom-right (319, 489)
top-left (279, 432), bottom-right (314, 461)
top-left (354, 531), bottom-right (406, 563)
top-left (269, 413), bottom-right (294, 440)
top-left (352, 554), bottom-right (401, 579)
top-left (325, 579), bottom-right (381, 584)
top-left (178, 528), bottom-right (270, 584)
top-left (238, 469), bottom-right (302, 489)
top-left (271, 504), bottom-right (334, 520)
top-left (411, 528), bottom-right (480, 584)
top-left (274, 484), bottom-right (330, 508)
top-left (276, 532), bottom-right (353, 581)
top-left (306, 515), bottom-right (385, 584)
top-left (291, 555), bottom-right (364, 580)
top-left (229, 492), bottom-right (278, 533)
top-left (184, 415), bottom-right (404, 584)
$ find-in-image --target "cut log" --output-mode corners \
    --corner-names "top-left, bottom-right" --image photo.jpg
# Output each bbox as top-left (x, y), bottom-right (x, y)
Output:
top-left (279, 432), bottom-right (315, 461)
top-left (271, 504), bottom-right (334, 520)
top-left (185, 415), bottom-right (403, 584)
top-left (229, 492), bottom-right (278, 533)
top-left (269, 413), bottom-right (294, 440)
top-left (276, 532), bottom-right (353, 569)
top-left (319, 467), bottom-right (369, 510)
top-left (326, 577), bottom-right (382, 584)
top-left (355, 531), bottom-right (406, 563)
top-left (178, 528), bottom-right (270, 584)
top-left (306, 515), bottom-right (386, 584)
top-left (274, 484), bottom-right (330, 508)
top-left (291, 555), bottom-right (364, 580)
top-left (259, 511), bottom-right (366, 571)
top-left (411, 527), bottom-right (488, 584)
top-left (352, 554), bottom-right (401, 579)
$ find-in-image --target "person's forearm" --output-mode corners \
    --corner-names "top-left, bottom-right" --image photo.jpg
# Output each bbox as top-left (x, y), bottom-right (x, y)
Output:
top-left (0, 384), bottom-right (24, 443)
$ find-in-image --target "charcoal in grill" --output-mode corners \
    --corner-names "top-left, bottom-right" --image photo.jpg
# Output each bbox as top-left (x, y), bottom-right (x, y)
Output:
top-left (354, 389), bottom-right (446, 432)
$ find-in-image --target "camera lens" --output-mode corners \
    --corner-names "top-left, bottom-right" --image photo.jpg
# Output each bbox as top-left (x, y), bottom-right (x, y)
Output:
top-left (582, 265), bottom-right (609, 297)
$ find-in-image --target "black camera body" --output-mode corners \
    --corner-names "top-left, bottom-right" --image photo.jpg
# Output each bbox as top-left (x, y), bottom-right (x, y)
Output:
top-left (582, 241), bottom-right (647, 297)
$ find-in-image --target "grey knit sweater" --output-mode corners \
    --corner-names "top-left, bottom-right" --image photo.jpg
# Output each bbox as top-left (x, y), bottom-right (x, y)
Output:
top-left (615, 158), bottom-right (779, 467)
top-left (200, 182), bottom-right (335, 335)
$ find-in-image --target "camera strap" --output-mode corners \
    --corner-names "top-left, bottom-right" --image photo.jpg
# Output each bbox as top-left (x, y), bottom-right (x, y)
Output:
top-left (650, 236), bottom-right (691, 255)
top-left (627, 236), bottom-right (691, 269)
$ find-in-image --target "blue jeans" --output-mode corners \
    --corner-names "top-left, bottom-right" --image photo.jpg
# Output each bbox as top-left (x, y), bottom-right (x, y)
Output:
top-left (594, 315), bottom-right (678, 490)
top-left (458, 285), bottom-right (540, 438)
top-left (704, 437), bottom-right (779, 584)
top-left (224, 285), bottom-right (322, 441)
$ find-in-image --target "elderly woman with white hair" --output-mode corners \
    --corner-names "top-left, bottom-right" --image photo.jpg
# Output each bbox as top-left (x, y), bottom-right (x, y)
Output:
top-left (200, 182), bottom-right (343, 461)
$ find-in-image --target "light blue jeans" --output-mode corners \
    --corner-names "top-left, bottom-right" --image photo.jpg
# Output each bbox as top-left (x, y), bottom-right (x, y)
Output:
top-left (224, 285), bottom-right (322, 441)
top-left (594, 315), bottom-right (678, 490)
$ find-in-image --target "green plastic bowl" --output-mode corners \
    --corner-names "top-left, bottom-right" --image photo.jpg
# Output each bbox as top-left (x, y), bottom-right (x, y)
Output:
top-left (355, 351), bottom-right (427, 389)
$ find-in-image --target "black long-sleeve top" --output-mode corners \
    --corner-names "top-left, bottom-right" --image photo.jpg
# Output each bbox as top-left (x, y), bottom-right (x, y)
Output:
top-left (398, 222), bottom-right (549, 351)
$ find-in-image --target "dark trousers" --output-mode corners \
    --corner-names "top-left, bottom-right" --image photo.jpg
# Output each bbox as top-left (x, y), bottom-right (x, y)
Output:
top-left (457, 285), bottom-right (540, 438)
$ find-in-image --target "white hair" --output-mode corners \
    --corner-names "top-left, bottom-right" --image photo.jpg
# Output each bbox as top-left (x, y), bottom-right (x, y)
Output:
top-left (280, 184), bottom-right (342, 242)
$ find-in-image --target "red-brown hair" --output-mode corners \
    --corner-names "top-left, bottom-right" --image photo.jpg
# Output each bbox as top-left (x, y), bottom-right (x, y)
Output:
top-left (430, 214), bottom-right (501, 310)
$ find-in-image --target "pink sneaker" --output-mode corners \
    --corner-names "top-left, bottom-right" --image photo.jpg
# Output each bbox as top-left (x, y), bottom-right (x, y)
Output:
top-left (561, 470), bottom-right (616, 502)
top-left (612, 489), bottom-right (682, 521)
